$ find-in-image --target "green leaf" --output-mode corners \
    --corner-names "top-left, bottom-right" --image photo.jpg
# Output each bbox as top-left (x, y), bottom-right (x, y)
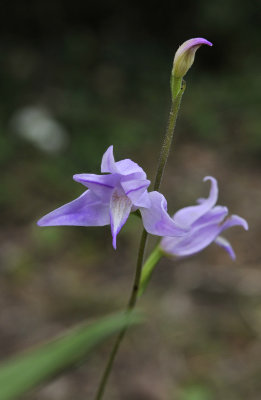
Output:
top-left (138, 246), bottom-right (163, 297)
top-left (0, 312), bottom-right (142, 400)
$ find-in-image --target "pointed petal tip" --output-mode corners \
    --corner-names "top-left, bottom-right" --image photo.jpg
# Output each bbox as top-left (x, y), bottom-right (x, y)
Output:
top-left (105, 144), bottom-right (114, 155)
top-left (215, 236), bottom-right (237, 261)
top-left (203, 176), bottom-right (218, 192)
top-left (73, 174), bottom-right (81, 183)
top-left (36, 216), bottom-right (54, 227)
top-left (203, 175), bottom-right (217, 184)
top-left (231, 214), bottom-right (249, 231)
top-left (101, 145), bottom-right (116, 173)
top-left (37, 216), bottom-right (49, 226)
top-left (243, 221), bottom-right (249, 231)
top-left (230, 253), bottom-right (236, 261)
top-left (112, 235), bottom-right (117, 250)
top-left (179, 38), bottom-right (213, 51)
top-left (105, 144), bottom-right (114, 157)
top-left (193, 38), bottom-right (213, 47)
top-left (203, 176), bottom-right (218, 203)
top-left (227, 248), bottom-right (236, 261)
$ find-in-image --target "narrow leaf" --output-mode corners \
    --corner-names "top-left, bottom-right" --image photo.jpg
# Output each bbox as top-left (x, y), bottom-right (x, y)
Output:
top-left (0, 312), bottom-right (142, 400)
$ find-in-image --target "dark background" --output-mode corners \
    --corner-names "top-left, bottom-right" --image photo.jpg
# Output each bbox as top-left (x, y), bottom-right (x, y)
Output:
top-left (0, 1), bottom-right (261, 399)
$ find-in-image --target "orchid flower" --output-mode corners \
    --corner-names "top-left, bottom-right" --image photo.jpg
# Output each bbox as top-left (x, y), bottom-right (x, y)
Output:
top-left (38, 146), bottom-right (186, 249)
top-left (160, 176), bottom-right (248, 259)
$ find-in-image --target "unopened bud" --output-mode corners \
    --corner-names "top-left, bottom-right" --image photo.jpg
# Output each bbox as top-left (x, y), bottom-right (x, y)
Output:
top-left (172, 38), bottom-right (212, 79)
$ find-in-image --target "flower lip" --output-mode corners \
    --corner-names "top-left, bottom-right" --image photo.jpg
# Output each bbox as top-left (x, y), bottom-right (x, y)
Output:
top-left (110, 189), bottom-right (133, 249)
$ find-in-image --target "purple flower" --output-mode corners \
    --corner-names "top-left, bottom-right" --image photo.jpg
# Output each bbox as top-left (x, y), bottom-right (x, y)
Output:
top-left (160, 176), bottom-right (248, 260)
top-left (38, 146), bottom-right (186, 249)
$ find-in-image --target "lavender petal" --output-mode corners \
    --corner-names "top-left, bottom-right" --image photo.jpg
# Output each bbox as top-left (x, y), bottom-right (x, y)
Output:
top-left (173, 176), bottom-right (219, 226)
top-left (215, 236), bottom-right (236, 260)
top-left (101, 145), bottom-right (118, 174)
top-left (193, 205), bottom-right (228, 227)
top-left (220, 214), bottom-right (249, 232)
top-left (37, 190), bottom-right (110, 227)
top-left (73, 173), bottom-right (117, 201)
top-left (140, 191), bottom-right (187, 237)
top-left (121, 178), bottom-right (150, 206)
top-left (115, 159), bottom-right (146, 177)
top-left (161, 222), bottom-right (224, 257)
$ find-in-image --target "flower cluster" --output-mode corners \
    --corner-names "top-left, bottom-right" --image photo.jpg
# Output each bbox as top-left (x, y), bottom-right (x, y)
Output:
top-left (38, 148), bottom-right (247, 259)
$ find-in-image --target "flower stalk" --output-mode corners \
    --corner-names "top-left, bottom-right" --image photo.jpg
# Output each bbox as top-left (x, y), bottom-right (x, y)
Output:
top-left (94, 229), bottom-right (148, 400)
top-left (154, 79), bottom-right (186, 192)
top-left (94, 75), bottom-right (185, 400)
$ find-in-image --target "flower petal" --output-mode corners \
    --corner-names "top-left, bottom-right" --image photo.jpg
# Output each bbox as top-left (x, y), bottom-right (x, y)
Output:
top-left (193, 205), bottom-right (228, 227)
top-left (101, 145), bottom-right (118, 174)
top-left (101, 145), bottom-right (146, 178)
top-left (131, 192), bottom-right (151, 211)
top-left (215, 236), bottom-right (236, 260)
top-left (161, 213), bottom-right (248, 259)
top-left (73, 173), bottom-right (117, 202)
top-left (37, 190), bottom-right (110, 227)
top-left (121, 179), bottom-right (150, 207)
top-left (140, 191), bottom-right (187, 237)
top-left (115, 159), bottom-right (146, 178)
top-left (161, 222), bottom-right (223, 257)
top-left (173, 176), bottom-right (218, 227)
top-left (220, 214), bottom-right (249, 232)
top-left (110, 189), bottom-right (132, 249)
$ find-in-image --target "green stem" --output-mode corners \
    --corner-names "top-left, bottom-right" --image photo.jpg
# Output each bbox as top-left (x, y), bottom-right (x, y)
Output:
top-left (154, 80), bottom-right (185, 192)
top-left (93, 324), bottom-right (127, 400)
top-left (94, 76), bottom-right (186, 400)
top-left (171, 76), bottom-right (182, 101)
top-left (127, 229), bottom-right (148, 308)
top-left (94, 230), bottom-right (148, 400)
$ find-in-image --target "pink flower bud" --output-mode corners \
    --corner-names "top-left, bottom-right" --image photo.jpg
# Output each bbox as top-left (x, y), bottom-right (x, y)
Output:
top-left (172, 38), bottom-right (212, 79)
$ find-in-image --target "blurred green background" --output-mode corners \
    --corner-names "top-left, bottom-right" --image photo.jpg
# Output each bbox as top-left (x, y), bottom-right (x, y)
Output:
top-left (0, 1), bottom-right (261, 399)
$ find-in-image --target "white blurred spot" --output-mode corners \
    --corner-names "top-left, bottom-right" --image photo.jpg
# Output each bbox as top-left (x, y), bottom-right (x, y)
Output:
top-left (10, 106), bottom-right (69, 153)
